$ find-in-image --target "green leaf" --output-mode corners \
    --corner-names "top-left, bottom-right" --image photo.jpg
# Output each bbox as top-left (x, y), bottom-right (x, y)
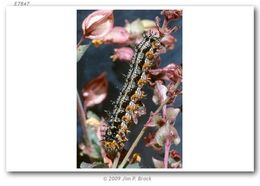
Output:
top-left (77, 44), bottom-right (89, 62)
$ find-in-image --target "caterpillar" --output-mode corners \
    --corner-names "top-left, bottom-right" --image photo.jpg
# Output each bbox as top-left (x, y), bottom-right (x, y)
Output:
top-left (102, 32), bottom-right (163, 156)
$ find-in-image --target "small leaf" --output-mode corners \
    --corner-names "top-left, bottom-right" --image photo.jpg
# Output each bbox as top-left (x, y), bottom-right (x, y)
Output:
top-left (77, 44), bottom-right (90, 62)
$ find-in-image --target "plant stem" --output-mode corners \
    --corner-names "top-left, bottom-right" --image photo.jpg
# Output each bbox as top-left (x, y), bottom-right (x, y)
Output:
top-left (77, 91), bottom-right (90, 147)
top-left (118, 126), bottom-right (147, 168)
top-left (164, 138), bottom-right (171, 168)
top-left (112, 152), bottom-right (121, 168)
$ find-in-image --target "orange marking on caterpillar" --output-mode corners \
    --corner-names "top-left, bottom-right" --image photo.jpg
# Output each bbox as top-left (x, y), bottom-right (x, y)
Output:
top-left (130, 91), bottom-right (145, 102)
top-left (126, 103), bottom-right (139, 112)
top-left (152, 41), bottom-right (161, 49)
top-left (145, 51), bottom-right (154, 60)
top-left (142, 61), bottom-right (152, 71)
top-left (122, 114), bottom-right (132, 123)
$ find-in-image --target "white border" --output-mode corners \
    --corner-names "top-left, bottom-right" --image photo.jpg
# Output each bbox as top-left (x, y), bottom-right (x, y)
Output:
top-left (5, 5), bottom-right (254, 172)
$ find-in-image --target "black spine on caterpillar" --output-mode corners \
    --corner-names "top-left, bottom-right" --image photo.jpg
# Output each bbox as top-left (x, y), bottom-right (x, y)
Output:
top-left (102, 32), bottom-right (163, 156)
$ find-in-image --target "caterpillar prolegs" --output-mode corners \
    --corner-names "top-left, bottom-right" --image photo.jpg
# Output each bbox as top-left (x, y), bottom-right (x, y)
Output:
top-left (102, 33), bottom-right (163, 156)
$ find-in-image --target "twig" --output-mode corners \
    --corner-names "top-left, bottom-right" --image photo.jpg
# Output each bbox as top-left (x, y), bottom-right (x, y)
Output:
top-left (118, 126), bottom-right (147, 168)
top-left (112, 152), bottom-right (121, 168)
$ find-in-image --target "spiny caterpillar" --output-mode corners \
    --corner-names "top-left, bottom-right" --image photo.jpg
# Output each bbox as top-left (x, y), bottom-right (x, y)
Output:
top-left (102, 33), bottom-right (163, 156)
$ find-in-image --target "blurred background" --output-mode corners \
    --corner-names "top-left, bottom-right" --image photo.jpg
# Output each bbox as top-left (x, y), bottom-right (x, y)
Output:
top-left (77, 10), bottom-right (182, 168)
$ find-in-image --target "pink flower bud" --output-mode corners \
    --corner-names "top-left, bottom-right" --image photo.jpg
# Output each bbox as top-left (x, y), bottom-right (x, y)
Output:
top-left (111, 47), bottom-right (134, 62)
top-left (82, 10), bottom-right (114, 40)
top-left (103, 27), bottom-right (130, 45)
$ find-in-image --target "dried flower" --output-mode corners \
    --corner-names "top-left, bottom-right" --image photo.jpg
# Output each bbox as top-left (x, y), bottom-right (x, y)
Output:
top-left (161, 10), bottom-right (183, 21)
top-left (125, 19), bottom-right (145, 37)
top-left (149, 63), bottom-right (182, 82)
top-left (103, 26), bottom-right (130, 45)
top-left (161, 34), bottom-right (176, 50)
top-left (170, 161), bottom-right (182, 168)
top-left (144, 132), bottom-right (162, 151)
top-left (125, 19), bottom-right (153, 45)
top-left (170, 150), bottom-right (181, 162)
top-left (111, 47), bottom-right (134, 62)
top-left (141, 19), bottom-right (156, 31)
top-left (166, 107), bottom-right (180, 124)
top-left (82, 72), bottom-right (108, 108)
top-left (155, 122), bottom-right (180, 146)
top-left (152, 81), bottom-right (168, 105)
top-left (155, 10), bottom-right (182, 37)
top-left (82, 10), bottom-right (114, 40)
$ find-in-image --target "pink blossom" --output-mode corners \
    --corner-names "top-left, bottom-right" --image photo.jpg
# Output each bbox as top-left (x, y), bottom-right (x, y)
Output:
top-left (82, 10), bottom-right (114, 40)
top-left (152, 81), bottom-right (168, 105)
top-left (155, 9), bottom-right (182, 36)
top-left (110, 47), bottom-right (134, 62)
top-left (161, 10), bottom-right (183, 21)
top-left (103, 26), bottom-right (130, 45)
top-left (166, 107), bottom-right (180, 124)
top-left (155, 122), bottom-right (180, 146)
top-left (149, 63), bottom-right (182, 82)
top-left (161, 34), bottom-right (176, 50)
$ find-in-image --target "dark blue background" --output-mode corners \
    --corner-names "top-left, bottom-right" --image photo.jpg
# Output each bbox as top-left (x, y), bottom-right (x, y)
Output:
top-left (77, 10), bottom-right (182, 168)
